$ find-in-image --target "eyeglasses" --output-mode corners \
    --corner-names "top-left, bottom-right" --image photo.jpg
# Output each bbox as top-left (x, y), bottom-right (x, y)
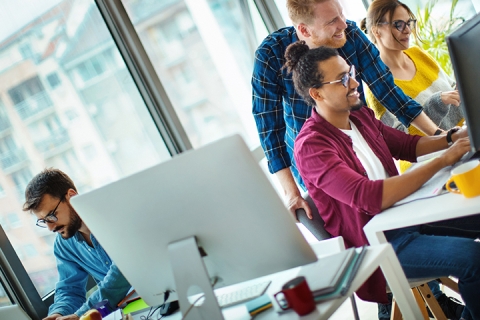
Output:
top-left (36, 195), bottom-right (64, 228)
top-left (378, 19), bottom-right (417, 33)
top-left (316, 65), bottom-right (356, 88)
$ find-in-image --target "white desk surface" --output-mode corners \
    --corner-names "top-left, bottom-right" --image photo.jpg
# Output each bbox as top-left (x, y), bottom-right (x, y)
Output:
top-left (364, 193), bottom-right (480, 246)
top-left (122, 241), bottom-right (420, 320)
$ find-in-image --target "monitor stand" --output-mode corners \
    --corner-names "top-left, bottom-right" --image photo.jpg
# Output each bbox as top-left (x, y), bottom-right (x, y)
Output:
top-left (168, 237), bottom-right (224, 320)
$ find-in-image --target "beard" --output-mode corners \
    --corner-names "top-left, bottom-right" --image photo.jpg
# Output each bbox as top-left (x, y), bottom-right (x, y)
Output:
top-left (311, 31), bottom-right (347, 49)
top-left (55, 204), bottom-right (82, 239)
top-left (350, 101), bottom-right (363, 111)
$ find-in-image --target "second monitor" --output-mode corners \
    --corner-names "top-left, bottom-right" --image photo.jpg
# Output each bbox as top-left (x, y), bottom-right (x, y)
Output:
top-left (447, 12), bottom-right (480, 159)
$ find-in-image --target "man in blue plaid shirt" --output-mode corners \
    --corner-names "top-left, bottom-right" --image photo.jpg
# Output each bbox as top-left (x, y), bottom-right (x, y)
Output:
top-left (251, 0), bottom-right (441, 220)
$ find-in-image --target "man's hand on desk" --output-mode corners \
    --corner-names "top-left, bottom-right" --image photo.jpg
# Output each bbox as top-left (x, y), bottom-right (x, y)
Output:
top-left (440, 137), bottom-right (471, 166)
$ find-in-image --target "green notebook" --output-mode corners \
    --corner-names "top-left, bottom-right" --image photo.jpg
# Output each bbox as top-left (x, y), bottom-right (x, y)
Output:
top-left (246, 294), bottom-right (272, 316)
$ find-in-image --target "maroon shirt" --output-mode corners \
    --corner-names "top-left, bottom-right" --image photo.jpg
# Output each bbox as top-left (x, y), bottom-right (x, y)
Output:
top-left (295, 106), bottom-right (421, 303)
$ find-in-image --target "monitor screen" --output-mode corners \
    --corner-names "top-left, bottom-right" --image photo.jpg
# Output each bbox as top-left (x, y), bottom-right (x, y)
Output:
top-left (447, 12), bottom-right (480, 157)
top-left (70, 134), bottom-right (317, 317)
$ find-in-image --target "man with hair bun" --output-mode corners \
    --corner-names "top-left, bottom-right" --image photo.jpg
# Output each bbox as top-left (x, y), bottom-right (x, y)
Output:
top-left (287, 41), bottom-right (480, 320)
top-left (252, 0), bottom-right (441, 221)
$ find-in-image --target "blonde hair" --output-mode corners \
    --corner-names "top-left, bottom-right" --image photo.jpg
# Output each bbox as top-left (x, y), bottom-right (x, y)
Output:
top-left (287, 0), bottom-right (329, 25)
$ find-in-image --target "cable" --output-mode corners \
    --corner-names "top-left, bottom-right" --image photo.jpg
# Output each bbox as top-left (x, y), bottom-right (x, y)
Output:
top-left (140, 290), bottom-right (171, 320)
top-left (180, 277), bottom-right (219, 319)
top-left (180, 294), bottom-right (204, 320)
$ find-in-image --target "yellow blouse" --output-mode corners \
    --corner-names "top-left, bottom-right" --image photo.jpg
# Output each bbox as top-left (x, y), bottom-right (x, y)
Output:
top-left (365, 46), bottom-right (463, 172)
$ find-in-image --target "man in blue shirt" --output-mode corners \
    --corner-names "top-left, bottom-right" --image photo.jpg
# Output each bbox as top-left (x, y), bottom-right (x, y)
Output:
top-left (23, 168), bottom-right (131, 320)
top-left (251, 0), bottom-right (442, 219)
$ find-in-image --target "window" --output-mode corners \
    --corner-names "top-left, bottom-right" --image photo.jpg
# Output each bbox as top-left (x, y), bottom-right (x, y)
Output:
top-left (0, 0), bottom-right (171, 300)
top-left (0, 281), bottom-right (11, 307)
top-left (274, 0), bottom-right (367, 25)
top-left (7, 213), bottom-right (22, 229)
top-left (23, 244), bottom-right (39, 258)
top-left (46, 72), bottom-right (61, 89)
top-left (0, 184), bottom-right (5, 198)
top-left (123, 0), bottom-right (268, 149)
top-left (402, 0), bottom-right (478, 20)
top-left (74, 56), bottom-right (107, 83)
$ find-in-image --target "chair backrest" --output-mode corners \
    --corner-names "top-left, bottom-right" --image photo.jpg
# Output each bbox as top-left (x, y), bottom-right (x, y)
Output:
top-left (250, 146), bottom-right (331, 241)
top-left (296, 193), bottom-right (331, 241)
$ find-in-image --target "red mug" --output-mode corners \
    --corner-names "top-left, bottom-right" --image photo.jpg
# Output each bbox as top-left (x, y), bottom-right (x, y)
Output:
top-left (274, 276), bottom-right (316, 316)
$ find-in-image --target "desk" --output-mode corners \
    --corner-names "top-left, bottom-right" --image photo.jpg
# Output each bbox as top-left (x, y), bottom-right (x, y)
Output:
top-left (363, 192), bottom-right (480, 319)
top-left (364, 193), bottom-right (480, 246)
top-left (125, 242), bottom-right (418, 320)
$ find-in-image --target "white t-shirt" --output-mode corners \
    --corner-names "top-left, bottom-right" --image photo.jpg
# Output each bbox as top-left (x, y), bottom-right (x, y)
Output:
top-left (341, 121), bottom-right (389, 180)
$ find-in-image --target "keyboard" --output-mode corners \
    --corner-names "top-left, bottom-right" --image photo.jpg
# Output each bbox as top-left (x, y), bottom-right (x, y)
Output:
top-left (215, 280), bottom-right (271, 308)
top-left (460, 149), bottom-right (480, 163)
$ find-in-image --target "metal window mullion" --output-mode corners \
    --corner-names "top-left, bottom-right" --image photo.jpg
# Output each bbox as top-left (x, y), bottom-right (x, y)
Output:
top-left (95, 0), bottom-right (192, 156)
top-left (253, 0), bottom-right (286, 34)
top-left (362, 0), bottom-right (370, 11)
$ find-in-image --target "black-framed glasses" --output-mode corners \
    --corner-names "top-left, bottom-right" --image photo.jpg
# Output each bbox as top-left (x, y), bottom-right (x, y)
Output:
top-left (378, 19), bottom-right (416, 33)
top-left (317, 65), bottom-right (356, 88)
top-left (36, 195), bottom-right (64, 228)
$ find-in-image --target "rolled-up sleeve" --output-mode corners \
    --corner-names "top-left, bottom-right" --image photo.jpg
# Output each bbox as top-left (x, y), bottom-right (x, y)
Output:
top-left (75, 263), bottom-right (131, 317)
top-left (296, 133), bottom-right (384, 215)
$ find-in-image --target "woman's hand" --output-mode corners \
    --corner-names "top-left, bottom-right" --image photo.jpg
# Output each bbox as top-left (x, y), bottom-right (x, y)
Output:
top-left (441, 90), bottom-right (461, 106)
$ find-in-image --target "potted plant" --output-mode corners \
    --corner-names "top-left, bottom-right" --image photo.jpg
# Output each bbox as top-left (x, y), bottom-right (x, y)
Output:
top-left (415, 0), bottom-right (465, 77)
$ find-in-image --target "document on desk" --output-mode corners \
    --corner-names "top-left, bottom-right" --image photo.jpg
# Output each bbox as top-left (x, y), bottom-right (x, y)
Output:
top-left (393, 160), bottom-right (451, 207)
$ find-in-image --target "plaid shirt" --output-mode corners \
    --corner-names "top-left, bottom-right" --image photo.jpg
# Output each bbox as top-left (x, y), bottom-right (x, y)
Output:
top-left (251, 20), bottom-right (423, 190)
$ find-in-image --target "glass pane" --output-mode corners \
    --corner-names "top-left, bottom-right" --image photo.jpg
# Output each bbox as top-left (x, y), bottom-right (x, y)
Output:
top-left (404, 0), bottom-right (478, 20)
top-left (0, 280), bottom-right (12, 307)
top-left (0, 0), bottom-right (170, 298)
top-left (122, 0), bottom-right (268, 148)
top-left (274, 0), bottom-right (367, 25)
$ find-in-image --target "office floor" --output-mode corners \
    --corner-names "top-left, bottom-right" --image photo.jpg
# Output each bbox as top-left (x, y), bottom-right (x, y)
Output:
top-left (297, 224), bottom-right (465, 320)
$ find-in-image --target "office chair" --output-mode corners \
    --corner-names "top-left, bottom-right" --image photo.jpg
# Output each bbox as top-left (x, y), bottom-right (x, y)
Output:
top-left (296, 194), bottom-right (360, 320)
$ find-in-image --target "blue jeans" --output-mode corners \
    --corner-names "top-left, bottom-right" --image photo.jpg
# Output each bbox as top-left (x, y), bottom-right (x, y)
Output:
top-left (385, 214), bottom-right (480, 320)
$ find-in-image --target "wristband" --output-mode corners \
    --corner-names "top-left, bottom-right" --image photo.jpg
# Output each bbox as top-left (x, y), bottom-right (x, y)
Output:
top-left (447, 127), bottom-right (459, 146)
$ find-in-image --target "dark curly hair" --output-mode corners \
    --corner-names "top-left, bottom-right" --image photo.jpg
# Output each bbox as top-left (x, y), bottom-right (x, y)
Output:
top-left (284, 41), bottom-right (339, 106)
top-left (23, 168), bottom-right (77, 212)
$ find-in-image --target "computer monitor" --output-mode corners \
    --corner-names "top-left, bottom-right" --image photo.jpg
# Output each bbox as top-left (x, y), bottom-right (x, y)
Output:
top-left (447, 12), bottom-right (480, 158)
top-left (70, 134), bottom-right (317, 319)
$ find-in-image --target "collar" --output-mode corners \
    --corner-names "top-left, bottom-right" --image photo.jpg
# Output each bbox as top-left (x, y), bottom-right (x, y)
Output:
top-left (310, 107), bottom-right (367, 134)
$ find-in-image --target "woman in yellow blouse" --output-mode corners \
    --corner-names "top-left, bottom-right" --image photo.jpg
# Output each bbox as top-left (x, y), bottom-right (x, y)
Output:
top-left (361, 0), bottom-right (464, 173)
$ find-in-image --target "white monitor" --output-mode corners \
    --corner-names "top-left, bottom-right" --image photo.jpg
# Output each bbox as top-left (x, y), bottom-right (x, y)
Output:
top-left (71, 134), bottom-right (317, 319)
